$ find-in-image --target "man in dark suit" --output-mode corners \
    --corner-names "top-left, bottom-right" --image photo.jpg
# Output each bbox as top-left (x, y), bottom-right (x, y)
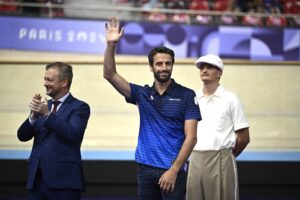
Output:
top-left (17, 62), bottom-right (90, 200)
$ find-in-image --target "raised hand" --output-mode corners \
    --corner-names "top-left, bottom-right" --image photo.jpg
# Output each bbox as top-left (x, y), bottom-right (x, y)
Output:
top-left (105, 17), bottom-right (124, 44)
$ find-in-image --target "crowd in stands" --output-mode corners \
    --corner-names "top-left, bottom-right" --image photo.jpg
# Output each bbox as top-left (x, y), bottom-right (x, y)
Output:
top-left (0, 0), bottom-right (20, 13)
top-left (0, 0), bottom-right (299, 27)
top-left (0, 0), bottom-right (64, 17)
top-left (138, 0), bottom-right (299, 27)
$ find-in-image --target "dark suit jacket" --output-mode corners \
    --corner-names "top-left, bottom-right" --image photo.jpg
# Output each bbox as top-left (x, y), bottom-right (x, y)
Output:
top-left (17, 94), bottom-right (90, 190)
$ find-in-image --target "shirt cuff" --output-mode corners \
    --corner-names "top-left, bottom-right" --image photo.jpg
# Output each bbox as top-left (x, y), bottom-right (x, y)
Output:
top-left (28, 116), bottom-right (36, 125)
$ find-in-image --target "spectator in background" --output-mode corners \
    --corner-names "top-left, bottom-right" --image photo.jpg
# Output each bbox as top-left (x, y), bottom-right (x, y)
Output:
top-left (164, 0), bottom-right (189, 9)
top-left (263, 0), bottom-right (282, 13)
top-left (0, 0), bottom-right (20, 14)
top-left (148, 11), bottom-right (167, 22)
top-left (220, 14), bottom-right (238, 25)
top-left (193, 14), bottom-right (214, 24)
top-left (266, 15), bottom-right (287, 26)
top-left (141, 0), bottom-right (159, 9)
top-left (189, 0), bottom-right (214, 24)
top-left (147, 2), bottom-right (167, 22)
top-left (219, 0), bottom-right (241, 25)
top-left (171, 13), bottom-right (191, 24)
top-left (162, 0), bottom-right (191, 24)
top-left (141, 1), bottom-right (168, 22)
top-left (266, 4), bottom-right (287, 26)
top-left (242, 4), bottom-right (263, 26)
top-left (187, 54), bottom-right (250, 200)
top-left (281, 0), bottom-right (300, 14)
top-left (214, 0), bottom-right (233, 11)
top-left (190, 0), bottom-right (209, 10)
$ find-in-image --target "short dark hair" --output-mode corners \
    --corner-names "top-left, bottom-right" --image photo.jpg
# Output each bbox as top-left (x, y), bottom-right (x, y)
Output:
top-left (45, 62), bottom-right (73, 89)
top-left (148, 47), bottom-right (175, 66)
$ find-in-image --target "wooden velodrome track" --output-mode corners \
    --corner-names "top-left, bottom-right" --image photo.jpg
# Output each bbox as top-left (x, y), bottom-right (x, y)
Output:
top-left (0, 50), bottom-right (300, 153)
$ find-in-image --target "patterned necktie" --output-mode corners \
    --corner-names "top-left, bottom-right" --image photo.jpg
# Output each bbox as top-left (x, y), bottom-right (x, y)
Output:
top-left (52, 101), bottom-right (61, 113)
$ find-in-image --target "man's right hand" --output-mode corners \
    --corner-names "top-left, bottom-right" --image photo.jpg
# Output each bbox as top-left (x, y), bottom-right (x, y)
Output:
top-left (105, 17), bottom-right (124, 44)
top-left (29, 94), bottom-right (43, 120)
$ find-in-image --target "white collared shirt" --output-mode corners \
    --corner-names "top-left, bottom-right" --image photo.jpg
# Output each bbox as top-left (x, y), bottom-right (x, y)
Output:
top-left (51, 92), bottom-right (70, 112)
top-left (194, 85), bottom-right (249, 151)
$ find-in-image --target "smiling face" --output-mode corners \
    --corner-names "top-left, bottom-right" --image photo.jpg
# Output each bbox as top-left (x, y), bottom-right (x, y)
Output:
top-left (44, 67), bottom-right (68, 99)
top-left (150, 53), bottom-right (173, 83)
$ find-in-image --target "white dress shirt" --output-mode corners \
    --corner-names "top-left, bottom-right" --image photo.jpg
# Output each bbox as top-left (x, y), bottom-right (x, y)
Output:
top-left (194, 85), bottom-right (249, 151)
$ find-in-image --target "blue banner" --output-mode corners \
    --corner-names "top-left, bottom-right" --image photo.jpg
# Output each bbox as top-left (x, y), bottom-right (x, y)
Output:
top-left (0, 16), bottom-right (299, 61)
top-left (118, 22), bottom-right (300, 61)
top-left (0, 16), bottom-right (107, 54)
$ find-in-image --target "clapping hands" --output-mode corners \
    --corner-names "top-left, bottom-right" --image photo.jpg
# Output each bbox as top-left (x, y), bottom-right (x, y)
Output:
top-left (29, 94), bottom-right (49, 119)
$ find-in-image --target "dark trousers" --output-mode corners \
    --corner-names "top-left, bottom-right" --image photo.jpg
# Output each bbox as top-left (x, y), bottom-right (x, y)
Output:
top-left (29, 169), bottom-right (81, 200)
top-left (137, 163), bottom-right (187, 200)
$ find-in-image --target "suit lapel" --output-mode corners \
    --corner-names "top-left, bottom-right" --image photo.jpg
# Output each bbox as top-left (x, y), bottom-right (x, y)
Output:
top-left (38, 95), bottom-right (75, 143)
top-left (55, 94), bottom-right (74, 116)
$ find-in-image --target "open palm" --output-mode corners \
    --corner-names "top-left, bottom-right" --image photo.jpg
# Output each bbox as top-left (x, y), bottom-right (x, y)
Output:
top-left (105, 17), bottom-right (124, 43)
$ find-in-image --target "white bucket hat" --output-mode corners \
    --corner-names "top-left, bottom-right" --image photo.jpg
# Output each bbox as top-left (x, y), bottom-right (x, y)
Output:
top-left (195, 54), bottom-right (224, 71)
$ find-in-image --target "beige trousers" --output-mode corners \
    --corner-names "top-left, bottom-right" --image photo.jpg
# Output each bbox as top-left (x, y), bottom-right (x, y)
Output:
top-left (186, 149), bottom-right (239, 200)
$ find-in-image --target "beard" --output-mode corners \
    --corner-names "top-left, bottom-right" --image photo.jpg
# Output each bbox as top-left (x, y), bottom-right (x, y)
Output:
top-left (153, 71), bottom-right (172, 83)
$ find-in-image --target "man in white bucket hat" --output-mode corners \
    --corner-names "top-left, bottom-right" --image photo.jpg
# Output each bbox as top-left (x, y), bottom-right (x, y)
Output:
top-left (186, 54), bottom-right (250, 200)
